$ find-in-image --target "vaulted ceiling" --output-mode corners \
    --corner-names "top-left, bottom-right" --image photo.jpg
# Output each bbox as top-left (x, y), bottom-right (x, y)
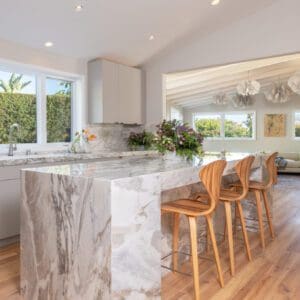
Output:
top-left (166, 53), bottom-right (300, 109)
top-left (0, 0), bottom-right (275, 66)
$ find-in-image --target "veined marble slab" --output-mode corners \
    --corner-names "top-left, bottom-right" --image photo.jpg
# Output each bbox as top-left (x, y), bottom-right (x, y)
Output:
top-left (21, 153), bottom-right (262, 300)
top-left (88, 123), bottom-right (144, 152)
top-left (0, 150), bottom-right (157, 167)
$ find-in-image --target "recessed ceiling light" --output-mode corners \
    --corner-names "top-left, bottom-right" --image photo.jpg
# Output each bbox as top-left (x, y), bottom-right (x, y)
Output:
top-left (149, 35), bottom-right (155, 41)
top-left (211, 0), bottom-right (220, 5)
top-left (44, 41), bottom-right (53, 48)
top-left (75, 4), bottom-right (84, 12)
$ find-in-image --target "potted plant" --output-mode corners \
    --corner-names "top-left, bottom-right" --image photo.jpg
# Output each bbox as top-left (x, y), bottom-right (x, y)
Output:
top-left (127, 130), bottom-right (155, 150)
top-left (154, 120), bottom-right (203, 160)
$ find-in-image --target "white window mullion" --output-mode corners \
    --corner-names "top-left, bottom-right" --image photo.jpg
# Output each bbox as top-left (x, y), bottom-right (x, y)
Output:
top-left (221, 113), bottom-right (225, 139)
top-left (36, 74), bottom-right (47, 144)
top-left (72, 80), bottom-right (81, 138)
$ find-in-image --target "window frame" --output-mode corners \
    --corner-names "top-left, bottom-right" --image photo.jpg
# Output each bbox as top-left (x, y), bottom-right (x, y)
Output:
top-left (293, 111), bottom-right (300, 140)
top-left (0, 61), bottom-right (83, 151)
top-left (223, 111), bottom-right (256, 141)
top-left (193, 111), bottom-right (256, 141)
top-left (193, 112), bottom-right (223, 140)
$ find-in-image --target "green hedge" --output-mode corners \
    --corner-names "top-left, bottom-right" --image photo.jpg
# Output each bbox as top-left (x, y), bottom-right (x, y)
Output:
top-left (0, 93), bottom-right (71, 144)
top-left (47, 94), bottom-right (71, 143)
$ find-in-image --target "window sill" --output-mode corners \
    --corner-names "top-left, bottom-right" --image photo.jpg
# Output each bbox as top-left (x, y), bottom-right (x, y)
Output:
top-left (0, 143), bottom-right (70, 156)
top-left (204, 138), bottom-right (256, 141)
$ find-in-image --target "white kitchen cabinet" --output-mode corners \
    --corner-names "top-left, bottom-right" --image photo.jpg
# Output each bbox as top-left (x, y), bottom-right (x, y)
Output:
top-left (88, 59), bottom-right (142, 124)
top-left (0, 165), bottom-right (21, 240)
top-left (0, 179), bottom-right (20, 239)
top-left (118, 64), bottom-right (142, 124)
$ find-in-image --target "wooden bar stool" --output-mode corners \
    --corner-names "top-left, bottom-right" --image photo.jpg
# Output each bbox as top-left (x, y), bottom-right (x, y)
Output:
top-left (218, 155), bottom-right (255, 276)
top-left (161, 160), bottom-right (226, 300)
top-left (232, 152), bottom-right (277, 249)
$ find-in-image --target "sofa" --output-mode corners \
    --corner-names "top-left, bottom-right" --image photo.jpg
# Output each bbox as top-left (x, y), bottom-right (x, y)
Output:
top-left (277, 153), bottom-right (300, 173)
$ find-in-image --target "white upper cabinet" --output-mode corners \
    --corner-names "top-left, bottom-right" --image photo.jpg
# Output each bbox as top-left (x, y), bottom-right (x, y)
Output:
top-left (118, 64), bottom-right (142, 124)
top-left (88, 59), bottom-right (142, 124)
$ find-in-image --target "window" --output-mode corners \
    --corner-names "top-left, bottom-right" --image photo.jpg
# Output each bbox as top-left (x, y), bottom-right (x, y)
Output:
top-left (46, 78), bottom-right (72, 143)
top-left (193, 112), bottom-right (255, 140)
top-left (224, 113), bottom-right (254, 138)
top-left (194, 114), bottom-right (221, 138)
top-left (170, 106), bottom-right (183, 121)
top-left (294, 112), bottom-right (300, 138)
top-left (0, 71), bottom-right (37, 144)
top-left (0, 65), bottom-right (79, 146)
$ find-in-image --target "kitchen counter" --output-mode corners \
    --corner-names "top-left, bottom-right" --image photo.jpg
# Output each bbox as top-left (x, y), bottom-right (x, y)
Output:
top-left (20, 153), bottom-right (262, 300)
top-left (0, 150), bottom-right (158, 167)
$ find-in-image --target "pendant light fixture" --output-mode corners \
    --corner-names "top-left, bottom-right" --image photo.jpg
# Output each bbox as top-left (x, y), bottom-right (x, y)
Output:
top-left (236, 71), bottom-right (260, 96)
top-left (265, 81), bottom-right (292, 103)
top-left (213, 92), bottom-right (229, 105)
top-left (232, 94), bottom-right (254, 108)
top-left (288, 73), bottom-right (300, 95)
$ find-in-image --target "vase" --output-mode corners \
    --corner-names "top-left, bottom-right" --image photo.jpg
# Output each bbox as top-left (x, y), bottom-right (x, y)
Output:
top-left (70, 137), bottom-right (90, 154)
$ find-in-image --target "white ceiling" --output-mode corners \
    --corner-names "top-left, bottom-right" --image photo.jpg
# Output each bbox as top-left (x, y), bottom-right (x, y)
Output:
top-left (0, 0), bottom-right (276, 66)
top-left (166, 54), bottom-right (300, 108)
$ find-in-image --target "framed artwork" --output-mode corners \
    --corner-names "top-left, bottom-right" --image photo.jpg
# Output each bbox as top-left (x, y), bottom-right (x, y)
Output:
top-left (264, 114), bottom-right (286, 137)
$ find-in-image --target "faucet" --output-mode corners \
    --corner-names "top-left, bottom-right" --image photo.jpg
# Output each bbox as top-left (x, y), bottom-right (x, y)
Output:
top-left (8, 123), bottom-right (20, 156)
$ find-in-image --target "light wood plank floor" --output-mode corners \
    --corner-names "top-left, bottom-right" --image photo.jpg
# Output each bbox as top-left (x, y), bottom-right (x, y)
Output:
top-left (0, 175), bottom-right (300, 299)
top-left (162, 175), bottom-right (300, 300)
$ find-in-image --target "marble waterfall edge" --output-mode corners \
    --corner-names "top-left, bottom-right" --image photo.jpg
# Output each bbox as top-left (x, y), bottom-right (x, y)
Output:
top-left (21, 171), bottom-right (112, 299)
top-left (110, 175), bottom-right (161, 299)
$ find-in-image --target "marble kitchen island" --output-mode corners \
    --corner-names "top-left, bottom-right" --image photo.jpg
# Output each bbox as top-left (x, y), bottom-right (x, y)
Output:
top-left (20, 154), bottom-right (262, 300)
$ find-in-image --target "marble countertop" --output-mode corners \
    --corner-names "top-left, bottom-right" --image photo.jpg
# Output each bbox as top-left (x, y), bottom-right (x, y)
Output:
top-left (0, 150), bottom-right (158, 167)
top-left (20, 151), bottom-right (262, 299)
top-left (25, 152), bottom-right (257, 181)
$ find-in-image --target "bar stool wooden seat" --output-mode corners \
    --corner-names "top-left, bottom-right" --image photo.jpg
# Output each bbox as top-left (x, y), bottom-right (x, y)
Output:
top-left (161, 160), bottom-right (226, 300)
top-left (231, 152), bottom-right (278, 249)
top-left (219, 155), bottom-right (255, 276)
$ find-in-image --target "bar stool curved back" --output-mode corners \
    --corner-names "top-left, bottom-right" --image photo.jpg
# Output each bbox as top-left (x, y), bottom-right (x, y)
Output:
top-left (199, 159), bottom-right (227, 215)
top-left (235, 155), bottom-right (255, 200)
top-left (265, 152), bottom-right (278, 187)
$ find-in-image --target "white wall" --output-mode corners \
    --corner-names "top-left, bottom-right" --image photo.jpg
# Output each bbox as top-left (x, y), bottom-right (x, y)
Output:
top-left (183, 94), bottom-right (300, 153)
top-left (143, 0), bottom-right (300, 126)
top-left (0, 38), bottom-right (86, 75)
top-left (0, 38), bottom-right (88, 128)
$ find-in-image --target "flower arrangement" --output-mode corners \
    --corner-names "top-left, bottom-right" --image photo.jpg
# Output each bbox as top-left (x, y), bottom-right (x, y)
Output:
top-left (76, 129), bottom-right (97, 142)
top-left (70, 129), bottom-right (96, 153)
top-left (128, 130), bottom-right (155, 150)
top-left (126, 120), bottom-right (203, 159)
top-left (154, 120), bottom-right (203, 160)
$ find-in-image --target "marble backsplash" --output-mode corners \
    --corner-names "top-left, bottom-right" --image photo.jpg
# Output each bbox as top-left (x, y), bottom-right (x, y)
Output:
top-left (87, 123), bottom-right (144, 152)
